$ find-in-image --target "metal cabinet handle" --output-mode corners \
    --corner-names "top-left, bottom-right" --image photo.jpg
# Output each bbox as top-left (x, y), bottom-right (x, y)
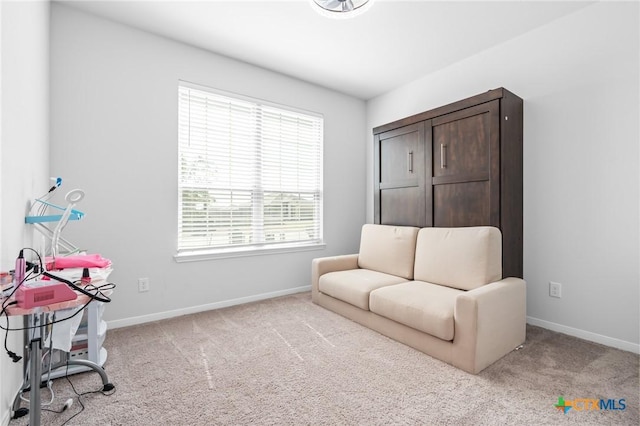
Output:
top-left (441, 144), bottom-right (447, 168)
top-left (408, 151), bottom-right (413, 173)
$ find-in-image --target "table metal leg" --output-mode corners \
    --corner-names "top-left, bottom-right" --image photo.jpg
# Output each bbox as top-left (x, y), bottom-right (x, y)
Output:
top-left (65, 359), bottom-right (112, 390)
top-left (11, 312), bottom-right (115, 423)
top-left (29, 335), bottom-right (42, 426)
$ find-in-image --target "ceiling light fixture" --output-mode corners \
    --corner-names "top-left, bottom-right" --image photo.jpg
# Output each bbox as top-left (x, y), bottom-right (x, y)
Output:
top-left (311, 0), bottom-right (374, 19)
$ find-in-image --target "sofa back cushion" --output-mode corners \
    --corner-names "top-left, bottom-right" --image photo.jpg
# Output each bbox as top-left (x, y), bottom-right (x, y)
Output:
top-left (414, 226), bottom-right (502, 290)
top-left (358, 224), bottom-right (419, 280)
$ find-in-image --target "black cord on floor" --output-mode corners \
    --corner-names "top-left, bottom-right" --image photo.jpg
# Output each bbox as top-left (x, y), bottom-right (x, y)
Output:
top-left (59, 372), bottom-right (86, 426)
top-left (42, 399), bottom-right (72, 415)
top-left (58, 363), bottom-right (116, 426)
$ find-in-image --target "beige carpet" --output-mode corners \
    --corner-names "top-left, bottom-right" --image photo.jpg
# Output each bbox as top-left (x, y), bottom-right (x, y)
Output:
top-left (13, 292), bottom-right (639, 425)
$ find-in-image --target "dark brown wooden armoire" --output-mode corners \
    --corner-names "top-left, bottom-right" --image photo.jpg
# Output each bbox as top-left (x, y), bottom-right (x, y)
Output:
top-left (373, 88), bottom-right (523, 278)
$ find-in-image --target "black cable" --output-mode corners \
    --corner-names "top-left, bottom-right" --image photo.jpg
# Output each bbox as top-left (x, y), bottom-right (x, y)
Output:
top-left (2, 247), bottom-right (117, 423)
top-left (0, 283), bottom-right (114, 332)
top-left (42, 404), bottom-right (71, 415)
top-left (1, 270), bottom-right (35, 310)
top-left (1, 253), bottom-right (114, 333)
top-left (1, 268), bottom-right (36, 362)
top-left (60, 376), bottom-right (85, 426)
top-left (23, 247), bottom-right (44, 273)
top-left (42, 271), bottom-right (113, 304)
top-left (14, 316), bottom-right (117, 425)
top-left (38, 362), bottom-right (83, 424)
top-left (1, 246), bottom-right (43, 313)
top-left (3, 301), bottom-right (20, 362)
top-left (58, 362), bottom-right (117, 426)
top-left (1, 247), bottom-right (115, 359)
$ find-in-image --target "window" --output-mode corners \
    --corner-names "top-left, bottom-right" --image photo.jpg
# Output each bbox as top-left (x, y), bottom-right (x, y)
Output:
top-left (177, 82), bottom-right (323, 257)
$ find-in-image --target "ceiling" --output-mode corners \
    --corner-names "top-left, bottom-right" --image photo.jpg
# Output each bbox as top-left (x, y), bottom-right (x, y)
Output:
top-left (58, 0), bottom-right (594, 100)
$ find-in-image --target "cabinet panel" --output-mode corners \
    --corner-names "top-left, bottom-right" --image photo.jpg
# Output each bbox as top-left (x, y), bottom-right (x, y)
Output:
top-left (430, 100), bottom-right (500, 227)
top-left (432, 104), bottom-right (493, 178)
top-left (380, 187), bottom-right (425, 226)
top-left (433, 181), bottom-right (491, 227)
top-left (380, 132), bottom-right (420, 185)
top-left (374, 122), bottom-right (426, 227)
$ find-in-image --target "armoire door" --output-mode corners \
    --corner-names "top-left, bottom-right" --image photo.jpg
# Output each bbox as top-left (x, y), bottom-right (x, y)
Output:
top-left (374, 122), bottom-right (427, 227)
top-left (429, 100), bottom-right (500, 227)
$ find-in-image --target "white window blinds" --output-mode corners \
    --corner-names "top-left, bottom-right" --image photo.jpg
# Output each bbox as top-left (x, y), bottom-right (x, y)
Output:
top-left (178, 82), bottom-right (323, 253)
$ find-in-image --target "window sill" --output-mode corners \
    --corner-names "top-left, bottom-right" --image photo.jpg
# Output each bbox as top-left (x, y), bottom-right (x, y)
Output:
top-left (174, 242), bottom-right (327, 263)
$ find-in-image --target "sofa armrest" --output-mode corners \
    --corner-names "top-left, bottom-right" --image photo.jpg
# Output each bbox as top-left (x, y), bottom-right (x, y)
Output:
top-left (453, 277), bottom-right (526, 373)
top-left (311, 254), bottom-right (359, 303)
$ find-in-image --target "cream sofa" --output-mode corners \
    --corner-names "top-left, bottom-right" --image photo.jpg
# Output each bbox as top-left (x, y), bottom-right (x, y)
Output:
top-left (311, 224), bottom-right (526, 374)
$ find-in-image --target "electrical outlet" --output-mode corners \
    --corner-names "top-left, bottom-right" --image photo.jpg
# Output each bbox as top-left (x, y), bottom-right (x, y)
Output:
top-left (138, 277), bottom-right (150, 293)
top-left (549, 281), bottom-right (562, 298)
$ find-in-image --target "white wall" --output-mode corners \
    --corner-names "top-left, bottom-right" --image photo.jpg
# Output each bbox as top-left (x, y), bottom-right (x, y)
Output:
top-left (367, 2), bottom-right (639, 352)
top-left (50, 4), bottom-right (366, 326)
top-left (0, 1), bottom-right (51, 424)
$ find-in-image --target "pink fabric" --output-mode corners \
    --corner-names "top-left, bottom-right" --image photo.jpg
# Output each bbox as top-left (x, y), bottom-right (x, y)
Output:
top-left (46, 254), bottom-right (112, 270)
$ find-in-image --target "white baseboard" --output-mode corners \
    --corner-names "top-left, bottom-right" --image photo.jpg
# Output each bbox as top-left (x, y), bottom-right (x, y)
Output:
top-left (107, 285), bottom-right (311, 330)
top-left (527, 316), bottom-right (640, 354)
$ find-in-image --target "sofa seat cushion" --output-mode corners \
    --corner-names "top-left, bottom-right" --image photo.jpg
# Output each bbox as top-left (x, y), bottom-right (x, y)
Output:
top-left (319, 269), bottom-right (408, 310)
top-left (369, 281), bottom-right (464, 341)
